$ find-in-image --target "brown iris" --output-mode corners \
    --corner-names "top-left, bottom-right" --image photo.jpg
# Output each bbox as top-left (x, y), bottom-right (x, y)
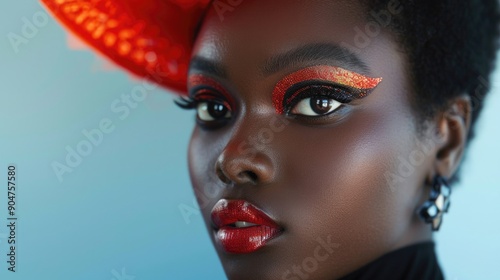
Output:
top-left (310, 96), bottom-right (336, 115)
top-left (205, 102), bottom-right (230, 120)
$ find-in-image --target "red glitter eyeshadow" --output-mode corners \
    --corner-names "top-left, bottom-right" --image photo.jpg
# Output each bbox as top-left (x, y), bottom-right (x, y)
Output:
top-left (188, 74), bottom-right (234, 109)
top-left (272, 65), bottom-right (383, 114)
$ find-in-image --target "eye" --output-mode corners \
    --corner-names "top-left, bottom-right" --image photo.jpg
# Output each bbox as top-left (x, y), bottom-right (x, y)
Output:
top-left (179, 74), bottom-right (236, 130)
top-left (174, 90), bottom-right (233, 130)
top-left (197, 101), bottom-right (232, 121)
top-left (284, 84), bottom-right (352, 117)
top-left (291, 96), bottom-right (342, 116)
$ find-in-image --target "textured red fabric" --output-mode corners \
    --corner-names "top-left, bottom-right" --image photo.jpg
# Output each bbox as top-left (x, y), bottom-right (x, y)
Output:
top-left (41, 0), bottom-right (212, 95)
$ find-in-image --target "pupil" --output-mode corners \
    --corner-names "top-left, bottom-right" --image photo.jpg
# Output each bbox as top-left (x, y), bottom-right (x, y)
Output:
top-left (310, 96), bottom-right (332, 114)
top-left (208, 102), bottom-right (228, 118)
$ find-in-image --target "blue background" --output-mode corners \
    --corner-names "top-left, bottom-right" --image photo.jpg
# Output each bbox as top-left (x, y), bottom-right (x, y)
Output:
top-left (0, 1), bottom-right (499, 279)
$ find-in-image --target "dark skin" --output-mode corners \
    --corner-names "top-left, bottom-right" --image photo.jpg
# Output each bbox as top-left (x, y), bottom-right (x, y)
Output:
top-left (186, 0), bottom-right (471, 279)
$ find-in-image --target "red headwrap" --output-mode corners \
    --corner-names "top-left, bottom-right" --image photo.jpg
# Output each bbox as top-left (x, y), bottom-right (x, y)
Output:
top-left (40, 0), bottom-right (213, 95)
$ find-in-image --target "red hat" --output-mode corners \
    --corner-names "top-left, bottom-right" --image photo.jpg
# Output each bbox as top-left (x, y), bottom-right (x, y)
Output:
top-left (40, 0), bottom-right (213, 95)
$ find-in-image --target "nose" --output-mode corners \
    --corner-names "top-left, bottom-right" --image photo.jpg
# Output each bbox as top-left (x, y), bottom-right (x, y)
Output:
top-left (214, 140), bottom-right (276, 186)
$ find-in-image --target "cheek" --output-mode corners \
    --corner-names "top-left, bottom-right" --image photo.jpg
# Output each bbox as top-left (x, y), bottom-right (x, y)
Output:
top-left (277, 107), bottom-right (428, 262)
top-left (188, 125), bottom-right (258, 225)
top-left (187, 128), bottom-right (224, 214)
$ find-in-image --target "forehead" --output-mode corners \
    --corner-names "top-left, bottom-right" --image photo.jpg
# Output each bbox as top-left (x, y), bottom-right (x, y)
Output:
top-left (189, 0), bottom-right (407, 101)
top-left (191, 0), bottom-right (368, 64)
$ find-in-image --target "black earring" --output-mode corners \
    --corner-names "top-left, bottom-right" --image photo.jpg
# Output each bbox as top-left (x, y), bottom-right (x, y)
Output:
top-left (417, 175), bottom-right (451, 231)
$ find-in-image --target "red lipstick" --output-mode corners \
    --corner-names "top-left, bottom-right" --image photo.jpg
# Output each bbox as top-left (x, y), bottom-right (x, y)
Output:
top-left (211, 199), bottom-right (283, 254)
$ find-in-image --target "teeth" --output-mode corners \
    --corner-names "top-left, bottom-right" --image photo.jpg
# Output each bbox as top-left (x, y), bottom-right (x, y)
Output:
top-left (234, 221), bottom-right (258, 228)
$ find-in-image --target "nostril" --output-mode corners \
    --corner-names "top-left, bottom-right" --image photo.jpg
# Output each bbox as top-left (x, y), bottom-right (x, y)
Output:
top-left (216, 165), bottom-right (231, 184)
top-left (214, 151), bottom-right (275, 185)
top-left (238, 170), bottom-right (258, 184)
top-left (215, 159), bottom-right (260, 185)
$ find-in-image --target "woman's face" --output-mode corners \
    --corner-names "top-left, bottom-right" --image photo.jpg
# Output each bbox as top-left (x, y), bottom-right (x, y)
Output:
top-left (187, 0), bottom-right (434, 279)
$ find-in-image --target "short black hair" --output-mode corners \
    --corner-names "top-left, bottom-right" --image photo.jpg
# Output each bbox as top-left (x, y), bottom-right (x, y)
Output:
top-left (361, 0), bottom-right (500, 185)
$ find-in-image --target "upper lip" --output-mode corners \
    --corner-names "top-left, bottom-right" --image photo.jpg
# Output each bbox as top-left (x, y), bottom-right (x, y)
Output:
top-left (211, 199), bottom-right (281, 230)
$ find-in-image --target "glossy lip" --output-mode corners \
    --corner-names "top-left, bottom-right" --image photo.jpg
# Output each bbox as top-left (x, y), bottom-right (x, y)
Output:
top-left (211, 199), bottom-right (283, 254)
top-left (272, 65), bottom-right (383, 114)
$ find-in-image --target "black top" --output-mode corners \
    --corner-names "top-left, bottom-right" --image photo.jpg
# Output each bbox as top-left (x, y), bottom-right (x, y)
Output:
top-left (339, 241), bottom-right (444, 280)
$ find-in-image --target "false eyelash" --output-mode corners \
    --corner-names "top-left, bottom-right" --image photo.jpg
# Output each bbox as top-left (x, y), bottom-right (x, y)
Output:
top-left (174, 96), bottom-right (198, 110)
top-left (291, 85), bottom-right (354, 103)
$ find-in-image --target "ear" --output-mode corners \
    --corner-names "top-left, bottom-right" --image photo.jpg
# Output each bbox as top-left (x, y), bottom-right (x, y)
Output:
top-left (430, 94), bottom-right (472, 180)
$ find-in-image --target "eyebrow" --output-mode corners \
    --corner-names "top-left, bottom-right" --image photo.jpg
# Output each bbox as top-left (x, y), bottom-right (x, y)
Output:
top-left (188, 42), bottom-right (370, 78)
top-left (189, 56), bottom-right (228, 79)
top-left (263, 43), bottom-right (370, 76)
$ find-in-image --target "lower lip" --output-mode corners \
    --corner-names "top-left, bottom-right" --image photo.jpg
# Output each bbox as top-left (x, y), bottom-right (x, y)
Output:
top-left (215, 225), bottom-right (282, 254)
